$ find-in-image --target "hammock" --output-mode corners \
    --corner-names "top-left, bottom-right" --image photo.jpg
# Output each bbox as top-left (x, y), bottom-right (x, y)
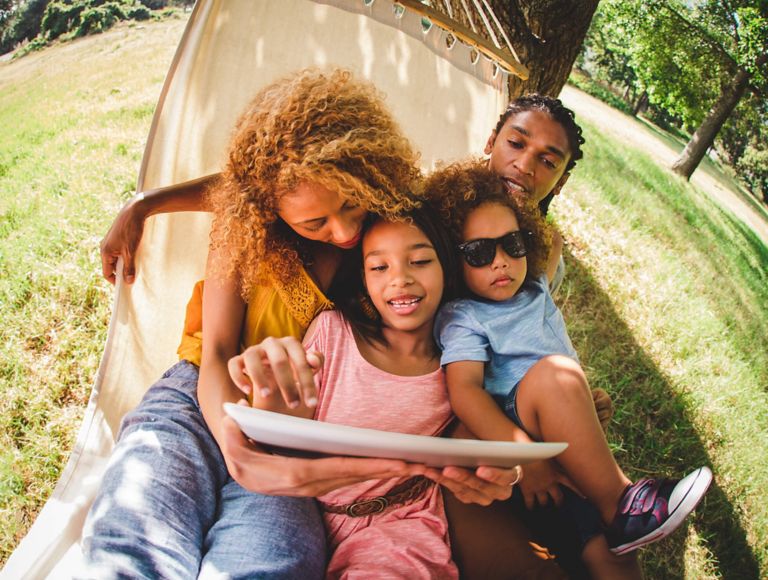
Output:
top-left (3, 1), bottom-right (523, 576)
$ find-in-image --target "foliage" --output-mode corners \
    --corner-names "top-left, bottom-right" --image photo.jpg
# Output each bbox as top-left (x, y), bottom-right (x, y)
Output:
top-left (1, 0), bottom-right (173, 54)
top-left (42, 0), bottom-right (150, 41)
top-left (738, 144), bottom-right (768, 203)
top-left (581, 0), bottom-right (768, 200)
top-left (0, 0), bottom-right (49, 54)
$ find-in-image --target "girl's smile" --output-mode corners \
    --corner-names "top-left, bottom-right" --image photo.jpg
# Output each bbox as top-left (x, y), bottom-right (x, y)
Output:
top-left (362, 220), bottom-right (444, 335)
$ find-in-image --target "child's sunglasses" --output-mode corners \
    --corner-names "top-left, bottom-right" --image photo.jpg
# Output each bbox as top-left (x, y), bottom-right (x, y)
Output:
top-left (458, 231), bottom-right (530, 267)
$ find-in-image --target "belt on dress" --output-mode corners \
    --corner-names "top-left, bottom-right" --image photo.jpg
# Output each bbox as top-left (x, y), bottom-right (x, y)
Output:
top-left (320, 476), bottom-right (434, 517)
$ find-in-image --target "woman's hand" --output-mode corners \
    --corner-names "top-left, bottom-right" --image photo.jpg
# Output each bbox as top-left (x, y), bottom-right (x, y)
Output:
top-left (425, 464), bottom-right (521, 506)
top-left (101, 195), bottom-right (147, 284)
top-left (100, 175), bottom-right (214, 284)
top-left (220, 413), bottom-right (426, 496)
top-left (228, 337), bottom-right (323, 409)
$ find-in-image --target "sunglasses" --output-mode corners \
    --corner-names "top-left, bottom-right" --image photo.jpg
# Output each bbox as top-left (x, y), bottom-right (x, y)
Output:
top-left (458, 231), bottom-right (530, 267)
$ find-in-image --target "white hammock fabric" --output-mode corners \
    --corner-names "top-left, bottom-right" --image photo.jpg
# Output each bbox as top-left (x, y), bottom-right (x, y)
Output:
top-left (3, 0), bottom-right (509, 576)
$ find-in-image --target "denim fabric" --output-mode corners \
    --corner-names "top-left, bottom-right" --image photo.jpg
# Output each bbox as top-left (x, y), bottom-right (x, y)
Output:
top-left (549, 255), bottom-right (566, 296)
top-left (79, 361), bottom-right (326, 579)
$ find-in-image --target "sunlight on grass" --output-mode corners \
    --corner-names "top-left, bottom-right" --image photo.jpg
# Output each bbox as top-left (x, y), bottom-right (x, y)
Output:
top-left (0, 16), bottom-right (188, 562)
top-left (555, 120), bottom-right (768, 578)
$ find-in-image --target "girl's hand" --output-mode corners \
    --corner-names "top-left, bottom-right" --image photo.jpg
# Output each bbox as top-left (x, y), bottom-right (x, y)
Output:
top-left (517, 459), bottom-right (577, 509)
top-left (424, 465), bottom-right (520, 506)
top-left (101, 195), bottom-right (147, 284)
top-left (220, 413), bottom-right (426, 496)
top-left (228, 337), bottom-right (323, 409)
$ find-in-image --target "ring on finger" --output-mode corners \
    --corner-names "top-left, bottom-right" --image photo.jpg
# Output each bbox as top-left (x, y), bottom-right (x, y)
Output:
top-left (509, 465), bottom-right (523, 486)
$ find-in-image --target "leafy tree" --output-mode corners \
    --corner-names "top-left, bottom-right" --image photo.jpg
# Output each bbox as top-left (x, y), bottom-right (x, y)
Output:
top-left (0, 0), bottom-right (49, 54)
top-left (583, 0), bottom-right (768, 196)
top-left (665, 2), bottom-right (768, 180)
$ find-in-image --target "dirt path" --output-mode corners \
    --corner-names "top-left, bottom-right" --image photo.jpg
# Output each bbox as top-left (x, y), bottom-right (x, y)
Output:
top-left (560, 86), bottom-right (768, 244)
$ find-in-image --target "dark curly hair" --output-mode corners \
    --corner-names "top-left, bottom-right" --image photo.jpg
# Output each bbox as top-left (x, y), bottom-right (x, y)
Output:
top-left (421, 159), bottom-right (552, 288)
top-left (494, 93), bottom-right (584, 173)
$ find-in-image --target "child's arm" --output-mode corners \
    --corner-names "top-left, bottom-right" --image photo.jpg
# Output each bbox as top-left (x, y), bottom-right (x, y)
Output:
top-left (445, 361), bottom-right (532, 443)
top-left (445, 360), bottom-right (576, 509)
top-left (228, 317), bottom-right (324, 419)
top-left (101, 173), bottom-right (219, 284)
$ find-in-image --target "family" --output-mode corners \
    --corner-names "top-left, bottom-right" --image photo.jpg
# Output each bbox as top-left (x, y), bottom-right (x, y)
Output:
top-left (80, 68), bottom-right (710, 579)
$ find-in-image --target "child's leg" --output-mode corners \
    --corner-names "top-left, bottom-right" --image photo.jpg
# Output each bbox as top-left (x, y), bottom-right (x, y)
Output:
top-left (515, 355), bottom-right (630, 524)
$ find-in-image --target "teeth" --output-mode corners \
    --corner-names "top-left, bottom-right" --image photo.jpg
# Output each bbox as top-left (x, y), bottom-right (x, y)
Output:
top-left (504, 179), bottom-right (526, 193)
top-left (389, 297), bottom-right (421, 306)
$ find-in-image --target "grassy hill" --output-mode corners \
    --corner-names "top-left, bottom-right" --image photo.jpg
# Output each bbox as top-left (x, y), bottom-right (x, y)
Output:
top-left (1, 15), bottom-right (767, 578)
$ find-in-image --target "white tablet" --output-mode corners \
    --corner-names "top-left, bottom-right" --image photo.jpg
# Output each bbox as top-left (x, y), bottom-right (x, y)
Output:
top-left (224, 403), bottom-right (567, 468)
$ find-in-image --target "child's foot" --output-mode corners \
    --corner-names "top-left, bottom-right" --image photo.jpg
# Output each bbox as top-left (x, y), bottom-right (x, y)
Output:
top-left (606, 466), bottom-right (713, 555)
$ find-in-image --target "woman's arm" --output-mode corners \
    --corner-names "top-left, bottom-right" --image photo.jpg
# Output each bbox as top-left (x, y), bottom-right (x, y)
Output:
top-left (196, 252), bottom-right (247, 447)
top-left (101, 173), bottom-right (218, 284)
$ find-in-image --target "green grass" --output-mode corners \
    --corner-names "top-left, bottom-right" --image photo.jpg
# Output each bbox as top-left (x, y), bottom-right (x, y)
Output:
top-left (1, 15), bottom-right (767, 579)
top-left (555, 120), bottom-right (768, 578)
top-left (0, 16), bottom-right (188, 562)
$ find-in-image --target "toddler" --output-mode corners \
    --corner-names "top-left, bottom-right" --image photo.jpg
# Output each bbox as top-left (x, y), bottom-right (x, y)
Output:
top-left (429, 160), bottom-right (712, 559)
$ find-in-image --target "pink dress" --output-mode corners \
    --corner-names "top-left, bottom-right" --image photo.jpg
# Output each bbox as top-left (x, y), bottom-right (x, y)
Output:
top-left (304, 311), bottom-right (458, 580)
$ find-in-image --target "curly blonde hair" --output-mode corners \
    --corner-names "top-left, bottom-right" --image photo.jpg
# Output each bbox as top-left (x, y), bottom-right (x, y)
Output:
top-left (420, 158), bottom-right (552, 282)
top-left (207, 68), bottom-right (421, 298)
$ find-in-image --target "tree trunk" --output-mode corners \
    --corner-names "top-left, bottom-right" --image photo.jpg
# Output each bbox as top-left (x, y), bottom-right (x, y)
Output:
top-left (449, 0), bottom-right (600, 97)
top-left (632, 91), bottom-right (648, 116)
top-left (671, 66), bottom-right (751, 180)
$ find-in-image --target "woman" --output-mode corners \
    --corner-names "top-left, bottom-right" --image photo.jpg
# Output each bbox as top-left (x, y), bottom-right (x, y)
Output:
top-left (82, 68), bottom-right (528, 579)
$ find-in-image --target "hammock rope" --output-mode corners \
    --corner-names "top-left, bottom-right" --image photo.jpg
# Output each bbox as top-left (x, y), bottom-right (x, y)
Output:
top-left (395, 0), bottom-right (529, 79)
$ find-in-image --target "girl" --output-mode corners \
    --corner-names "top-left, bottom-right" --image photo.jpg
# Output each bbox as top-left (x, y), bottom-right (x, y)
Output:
top-left (229, 205), bottom-right (467, 578)
top-left (427, 160), bottom-right (712, 576)
top-left (81, 70), bottom-right (518, 578)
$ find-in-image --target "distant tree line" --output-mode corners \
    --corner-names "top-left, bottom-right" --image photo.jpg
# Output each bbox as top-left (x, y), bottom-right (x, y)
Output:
top-left (577, 0), bottom-right (767, 202)
top-left (0, 0), bottom-right (193, 55)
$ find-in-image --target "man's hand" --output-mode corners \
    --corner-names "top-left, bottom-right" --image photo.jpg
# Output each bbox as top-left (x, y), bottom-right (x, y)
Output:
top-left (101, 195), bottom-right (146, 284)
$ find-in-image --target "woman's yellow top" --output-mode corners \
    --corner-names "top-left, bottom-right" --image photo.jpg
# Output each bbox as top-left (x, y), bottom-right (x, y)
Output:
top-left (177, 267), bottom-right (334, 366)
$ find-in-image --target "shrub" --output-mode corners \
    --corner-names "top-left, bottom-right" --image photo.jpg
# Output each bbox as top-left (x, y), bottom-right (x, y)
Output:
top-left (127, 5), bottom-right (150, 20)
top-left (568, 72), bottom-right (635, 116)
top-left (738, 144), bottom-right (768, 203)
top-left (75, 2), bottom-right (126, 37)
top-left (0, 0), bottom-right (50, 54)
top-left (41, 2), bottom-right (85, 40)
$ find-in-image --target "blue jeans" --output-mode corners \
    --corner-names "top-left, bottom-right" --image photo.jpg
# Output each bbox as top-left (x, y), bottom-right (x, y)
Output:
top-left (79, 361), bottom-right (326, 579)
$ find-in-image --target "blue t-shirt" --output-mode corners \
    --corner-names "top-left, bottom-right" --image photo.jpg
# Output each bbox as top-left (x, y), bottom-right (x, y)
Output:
top-left (435, 275), bottom-right (578, 397)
